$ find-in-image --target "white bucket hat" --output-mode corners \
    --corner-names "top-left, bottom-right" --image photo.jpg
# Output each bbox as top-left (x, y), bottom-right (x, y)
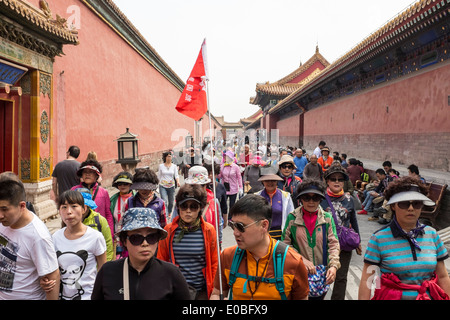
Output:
top-left (184, 166), bottom-right (211, 185)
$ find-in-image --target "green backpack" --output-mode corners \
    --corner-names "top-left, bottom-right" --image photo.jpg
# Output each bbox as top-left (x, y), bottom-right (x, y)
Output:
top-left (227, 240), bottom-right (289, 300)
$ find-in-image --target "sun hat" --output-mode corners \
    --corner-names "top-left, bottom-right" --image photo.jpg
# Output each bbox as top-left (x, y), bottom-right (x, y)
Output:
top-left (118, 207), bottom-right (168, 240)
top-left (386, 184), bottom-right (435, 207)
top-left (74, 187), bottom-right (98, 210)
top-left (278, 155), bottom-right (297, 169)
top-left (323, 163), bottom-right (349, 181)
top-left (184, 166), bottom-right (211, 185)
top-left (77, 165), bottom-right (101, 177)
top-left (295, 185), bottom-right (326, 200)
top-left (250, 155), bottom-right (266, 166)
top-left (130, 181), bottom-right (158, 191)
top-left (112, 172), bottom-right (133, 188)
top-left (225, 150), bottom-right (235, 160)
top-left (321, 146), bottom-right (330, 153)
top-left (258, 174), bottom-right (283, 182)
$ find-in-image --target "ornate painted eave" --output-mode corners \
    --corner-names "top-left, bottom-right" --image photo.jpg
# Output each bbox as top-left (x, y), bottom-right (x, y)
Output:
top-left (252, 46), bottom-right (329, 106)
top-left (82, 0), bottom-right (185, 91)
top-left (0, 0), bottom-right (79, 45)
top-left (269, 0), bottom-right (450, 115)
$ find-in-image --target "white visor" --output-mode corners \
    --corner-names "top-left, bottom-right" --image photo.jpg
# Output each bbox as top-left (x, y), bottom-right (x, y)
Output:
top-left (386, 191), bottom-right (435, 207)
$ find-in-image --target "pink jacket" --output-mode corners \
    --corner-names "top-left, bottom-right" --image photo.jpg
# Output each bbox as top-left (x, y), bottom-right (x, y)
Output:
top-left (218, 163), bottom-right (242, 195)
top-left (71, 183), bottom-right (114, 237)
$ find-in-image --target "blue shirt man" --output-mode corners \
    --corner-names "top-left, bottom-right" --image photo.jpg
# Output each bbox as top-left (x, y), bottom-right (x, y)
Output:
top-left (293, 149), bottom-right (308, 179)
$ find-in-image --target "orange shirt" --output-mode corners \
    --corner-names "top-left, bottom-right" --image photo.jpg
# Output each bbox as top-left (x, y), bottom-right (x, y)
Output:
top-left (318, 156), bottom-right (333, 171)
top-left (214, 237), bottom-right (309, 300)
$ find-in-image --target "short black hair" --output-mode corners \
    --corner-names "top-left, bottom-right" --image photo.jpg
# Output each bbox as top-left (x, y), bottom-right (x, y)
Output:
top-left (382, 161), bottom-right (392, 168)
top-left (133, 168), bottom-right (158, 184)
top-left (376, 168), bottom-right (386, 175)
top-left (0, 180), bottom-right (26, 206)
top-left (230, 194), bottom-right (272, 224)
top-left (162, 151), bottom-right (171, 162)
top-left (408, 164), bottom-right (420, 175)
top-left (57, 190), bottom-right (84, 209)
top-left (319, 141), bottom-right (326, 147)
top-left (68, 146), bottom-right (80, 158)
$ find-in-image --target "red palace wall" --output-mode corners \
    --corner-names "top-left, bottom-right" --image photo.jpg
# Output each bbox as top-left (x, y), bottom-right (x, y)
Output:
top-left (26, 0), bottom-right (195, 184)
top-left (301, 61), bottom-right (450, 171)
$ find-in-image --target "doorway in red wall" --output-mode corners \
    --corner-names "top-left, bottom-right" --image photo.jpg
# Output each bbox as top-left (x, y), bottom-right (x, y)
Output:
top-left (0, 100), bottom-right (13, 173)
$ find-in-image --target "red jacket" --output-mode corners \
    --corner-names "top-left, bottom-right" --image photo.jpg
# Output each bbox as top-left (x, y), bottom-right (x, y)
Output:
top-left (157, 216), bottom-right (218, 298)
top-left (372, 273), bottom-right (449, 300)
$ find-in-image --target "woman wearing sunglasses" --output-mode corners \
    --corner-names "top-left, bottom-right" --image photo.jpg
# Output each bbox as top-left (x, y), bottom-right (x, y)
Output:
top-left (359, 176), bottom-right (450, 300)
top-left (91, 207), bottom-right (191, 300)
top-left (277, 155), bottom-right (302, 208)
top-left (320, 163), bottom-right (361, 300)
top-left (157, 184), bottom-right (218, 300)
top-left (282, 179), bottom-right (341, 300)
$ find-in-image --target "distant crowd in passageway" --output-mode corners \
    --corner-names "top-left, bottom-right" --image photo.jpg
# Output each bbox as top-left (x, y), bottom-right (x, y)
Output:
top-left (0, 138), bottom-right (448, 302)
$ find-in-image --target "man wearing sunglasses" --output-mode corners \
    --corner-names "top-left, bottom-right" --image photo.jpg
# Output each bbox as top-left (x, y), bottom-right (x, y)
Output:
top-left (211, 194), bottom-right (309, 300)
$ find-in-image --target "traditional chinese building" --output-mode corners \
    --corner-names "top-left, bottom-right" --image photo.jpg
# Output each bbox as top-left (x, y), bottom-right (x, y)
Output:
top-left (251, 0), bottom-right (450, 172)
top-left (0, 0), bottom-right (204, 219)
top-left (249, 46), bottom-right (329, 147)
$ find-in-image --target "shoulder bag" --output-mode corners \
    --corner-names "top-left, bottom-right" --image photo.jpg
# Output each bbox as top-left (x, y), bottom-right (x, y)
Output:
top-left (325, 194), bottom-right (360, 252)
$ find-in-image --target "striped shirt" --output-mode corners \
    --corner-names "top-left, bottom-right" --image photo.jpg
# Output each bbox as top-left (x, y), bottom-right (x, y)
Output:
top-left (172, 228), bottom-right (206, 291)
top-left (364, 223), bottom-right (448, 300)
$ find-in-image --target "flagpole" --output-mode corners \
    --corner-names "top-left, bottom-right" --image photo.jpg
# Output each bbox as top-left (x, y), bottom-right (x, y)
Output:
top-left (205, 77), bottom-right (224, 301)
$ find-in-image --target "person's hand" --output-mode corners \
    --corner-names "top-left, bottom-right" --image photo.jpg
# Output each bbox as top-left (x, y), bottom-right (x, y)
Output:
top-left (303, 259), bottom-right (316, 274)
top-left (326, 266), bottom-right (337, 285)
top-left (40, 276), bottom-right (57, 293)
top-left (356, 244), bottom-right (362, 255)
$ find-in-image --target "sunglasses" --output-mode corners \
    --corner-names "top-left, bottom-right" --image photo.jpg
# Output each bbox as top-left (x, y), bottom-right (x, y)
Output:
top-left (329, 178), bottom-right (345, 182)
top-left (179, 202), bottom-right (201, 211)
top-left (280, 164), bottom-right (293, 169)
top-left (396, 201), bottom-right (423, 210)
top-left (127, 233), bottom-right (160, 246)
top-left (229, 219), bottom-right (261, 233)
top-left (300, 194), bottom-right (323, 202)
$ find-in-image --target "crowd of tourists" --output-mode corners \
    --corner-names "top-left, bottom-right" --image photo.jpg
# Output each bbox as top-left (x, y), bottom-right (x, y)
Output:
top-left (0, 141), bottom-right (448, 301)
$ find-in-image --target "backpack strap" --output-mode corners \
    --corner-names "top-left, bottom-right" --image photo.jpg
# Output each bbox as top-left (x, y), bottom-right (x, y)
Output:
top-left (273, 240), bottom-right (288, 300)
top-left (94, 214), bottom-right (102, 233)
top-left (228, 246), bottom-right (246, 300)
top-left (228, 241), bottom-right (289, 300)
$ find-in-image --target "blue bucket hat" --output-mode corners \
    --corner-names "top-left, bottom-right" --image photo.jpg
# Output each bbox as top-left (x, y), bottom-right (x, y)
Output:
top-left (74, 188), bottom-right (98, 210)
top-left (119, 207), bottom-right (167, 240)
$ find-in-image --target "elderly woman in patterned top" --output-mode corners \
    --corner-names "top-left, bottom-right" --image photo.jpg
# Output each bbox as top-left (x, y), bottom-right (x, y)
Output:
top-left (359, 176), bottom-right (450, 300)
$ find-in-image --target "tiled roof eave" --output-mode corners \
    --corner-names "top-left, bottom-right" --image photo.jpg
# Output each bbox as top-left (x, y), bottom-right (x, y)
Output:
top-left (0, 0), bottom-right (79, 44)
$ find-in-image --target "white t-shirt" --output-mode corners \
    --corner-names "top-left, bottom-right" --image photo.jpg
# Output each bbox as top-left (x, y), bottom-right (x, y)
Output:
top-left (52, 226), bottom-right (106, 300)
top-left (157, 163), bottom-right (179, 188)
top-left (0, 215), bottom-right (59, 300)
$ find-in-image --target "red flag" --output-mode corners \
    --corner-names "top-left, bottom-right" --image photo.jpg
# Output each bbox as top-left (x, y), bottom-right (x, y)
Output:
top-left (175, 39), bottom-right (209, 121)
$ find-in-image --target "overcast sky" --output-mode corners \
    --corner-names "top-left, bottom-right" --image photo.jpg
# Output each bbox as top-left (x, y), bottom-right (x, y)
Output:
top-left (113, 0), bottom-right (416, 123)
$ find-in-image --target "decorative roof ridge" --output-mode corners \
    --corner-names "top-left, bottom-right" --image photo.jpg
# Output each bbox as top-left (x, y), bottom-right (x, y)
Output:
top-left (255, 46), bottom-right (329, 93)
top-left (274, 46), bottom-right (330, 85)
top-left (0, 0), bottom-right (79, 44)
